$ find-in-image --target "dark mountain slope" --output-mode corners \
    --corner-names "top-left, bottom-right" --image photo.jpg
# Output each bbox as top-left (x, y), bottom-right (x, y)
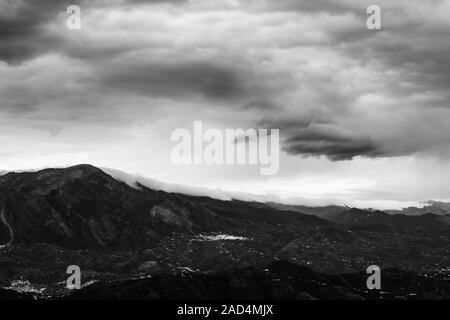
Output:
top-left (263, 202), bottom-right (348, 219)
top-left (0, 165), bottom-right (332, 250)
top-left (0, 165), bottom-right (167, 249)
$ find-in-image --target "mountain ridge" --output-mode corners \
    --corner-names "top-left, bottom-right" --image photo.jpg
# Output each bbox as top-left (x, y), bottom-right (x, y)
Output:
top-left (0, 164), bottom-right (331, 250)
top-left (2, 164), bottom-right (449, 216)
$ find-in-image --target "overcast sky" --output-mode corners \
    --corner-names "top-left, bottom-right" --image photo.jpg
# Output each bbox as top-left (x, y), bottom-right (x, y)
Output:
top-left (1, 0), bottom-right (450, 208)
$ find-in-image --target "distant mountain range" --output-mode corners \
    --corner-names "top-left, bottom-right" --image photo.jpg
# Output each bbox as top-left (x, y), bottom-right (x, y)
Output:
top-left (265, 201), bottom-right (450, 218)
top-left (0, 165), bottom-right (449, 299)
top-left (386, 201), bottom-right (450, 216)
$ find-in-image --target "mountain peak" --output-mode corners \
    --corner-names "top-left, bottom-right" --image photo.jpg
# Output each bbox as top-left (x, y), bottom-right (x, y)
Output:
top-left (0, 164), bottom-right (109, 182)
top-left (66, 163), bottom-right (102, 172)
top-left (59, 164), bottom-right (110, 179)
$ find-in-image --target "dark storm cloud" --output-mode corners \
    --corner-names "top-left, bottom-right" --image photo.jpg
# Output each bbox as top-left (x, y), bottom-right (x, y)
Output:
top-left (0, 0), bottom-right (186, 64)
top-left (0, 0), bottom-right (67, 63)
top-left (282, 126), bottom-right (383, 161)
top-left (243, 100), bottom-right (278, 111)
top-left (99, 62), bottom-right (252, 100)
top-left (257, 115), bottom-right (386, 161)
top-left (95, 54), bottom-right (293, 102)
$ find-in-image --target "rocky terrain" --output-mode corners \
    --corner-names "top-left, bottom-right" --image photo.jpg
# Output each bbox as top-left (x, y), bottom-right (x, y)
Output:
top-left (0, 165), bottom-right (449, 299)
